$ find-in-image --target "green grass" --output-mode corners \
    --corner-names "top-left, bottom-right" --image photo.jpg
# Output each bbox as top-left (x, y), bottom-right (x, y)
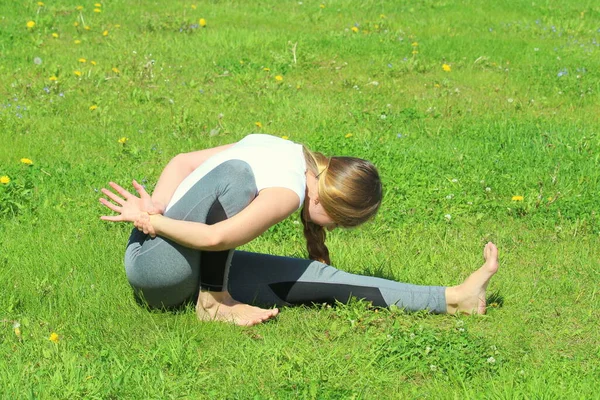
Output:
top-left (1, 0), bottom-right (599, 398)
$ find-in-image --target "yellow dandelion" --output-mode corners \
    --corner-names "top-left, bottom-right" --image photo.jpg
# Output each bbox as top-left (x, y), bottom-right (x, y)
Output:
top-left (255, 121), bottom-right (263, 129)
top-left (512, 195), bottom-right (524, 201)
top-left (275, 75), bottom-right (283, 81)
top-left (49, 75), bottom-right (58, 81)
top-left (94, 2), bottom-right (102, 6)
top-left (345, 133), bottom-right (353, 138)
top-left (49, 332), bottom-right (60, 343)
top-left (78, 58), bottom-right (87, 63)
top-left (442, 63), bottom-right (451, 72)
top-left (115, 24), bottom-right (120, 28)
top-left (84, 25), bottom-right (91, 30)
top-left (199, 18), bottom-right (207, 27)
top-left (102, 30), bottom-right (108, 36)
top-left (351, 26), bottom-right (359, 33)
top-left (14, 327), bottom-right (22, 337)
top-left (0, 176), bottom-right (10, 184)
top-left (90, 60), bottom-right (97, 66)
top-left (89, 105), bottom-right (98, 111)
top-left (73, 21), bottom-right (79, 27)
top-left (76, 5), bottom-right (83, 11)
top-left (37, 1), bottom-right (45, 6)
top-left (74, 70), bottom-right (82, 77)
top-left (191, 4), bottom-right (197, 9)
top-left (434, 83), bottom-right (441, 88)
top-left (52, 33), bottom-right (59, 38)
top-left (281, 135), bottom-right (289, 140)
top-left (320, 4), bottom-right (325, 8)
top-left (411, 42), bottom-right (418, 47)
top-left (118, 137), bottom-right (128, 144)
top-left (94, 8), bottom-right (101, 13)
top-left (74, 39), bottom-right (81, 44)
top-left (112, 67), bottom-right (120, 74)
top-left (263, 67), bottom-right (270, 72)
top-left (20, 158), bottom-right (33, 165)
top-left (412, 50), bottom-right (418, 55)
top-left (26, 21), bottom-right (36, 29)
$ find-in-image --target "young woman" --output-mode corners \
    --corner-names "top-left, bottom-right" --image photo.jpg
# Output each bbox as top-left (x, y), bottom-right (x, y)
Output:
top-left (100, 134), bottom-right (499, 326)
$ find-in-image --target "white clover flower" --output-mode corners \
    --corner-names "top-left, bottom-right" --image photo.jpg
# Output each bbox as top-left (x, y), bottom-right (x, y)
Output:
top-left (487, 357), bottom-right (496, 364)
top-left (444, 214), bottom-right (452, 221)
top-left (430, 365), bottom-right (437, 371)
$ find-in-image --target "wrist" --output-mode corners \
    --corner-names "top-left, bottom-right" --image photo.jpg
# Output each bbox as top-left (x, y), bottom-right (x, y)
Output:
top-left (149, 214), bottom-right (163, 234)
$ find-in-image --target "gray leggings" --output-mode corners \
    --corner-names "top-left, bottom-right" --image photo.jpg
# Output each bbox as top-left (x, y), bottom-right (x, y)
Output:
top-left (124, 160), bottom-right (447, 313)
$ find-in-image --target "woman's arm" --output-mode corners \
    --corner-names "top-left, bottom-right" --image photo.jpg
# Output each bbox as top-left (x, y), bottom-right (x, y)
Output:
top-left (150, 144), bottom-right (234, 213)
top-left (148, 187), bottom-right (300, 251)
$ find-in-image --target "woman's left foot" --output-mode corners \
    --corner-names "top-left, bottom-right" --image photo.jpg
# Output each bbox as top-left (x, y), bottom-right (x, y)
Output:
top-left (196, 290), bottom-right (279, 326)
top-left (445, 242), bottom-right (499, 314)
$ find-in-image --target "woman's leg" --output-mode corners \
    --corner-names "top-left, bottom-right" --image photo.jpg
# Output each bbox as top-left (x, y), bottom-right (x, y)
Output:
top-left (228, 243), bottom-right (500, 314)
top-left (124, 160), bottom-right (257, 308)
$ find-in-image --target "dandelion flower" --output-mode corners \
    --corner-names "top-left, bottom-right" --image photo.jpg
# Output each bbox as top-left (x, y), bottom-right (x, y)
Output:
top-left (94, 2), bottom-right (101, 6)
top-left (512, 195), bottom-right (524, 201)
top-left (191, 4), bottom-right (197, 9)
top-left (26, 21), bottom-right (36, 29)
top-left (102, 30), bottom-right (108, 36)
top-left (84, 25), bottom-right (91, 30)
top-left (49, 332), bottom-right (60, 343)
top-left (442, 63), bottom-right (451, 72)
top-left (112, 67), bottom-right (120, 74)
top-left (52, 33), bottom-right (59, 38)
top-left (351, 26), bottom-right (359, 33)
top-left (263, 67), bottom-right (270, 72)
top-left (345, 133), bottom-right (353, 138)
top-left (37, 1), bottom-right (45, 6)
top-left (90, 60), bottom-right (97, 66)
top-left (0, 176), bottom-right (10, 184)
top-left (320, 4), bottom-right (325, 8)
top-left (281, 135), bottom-right (289, 140)
top-left (412, 50), bottom-right (418, 55)
top-left (73, 21), bottom-right (79, 27)
top-left (20, 158), bottom-right (33, 165)
top-left (49, 75), bottom-right (58, 81)
top-left (411, 42), bottom-right (418, 47)
top-left (275, 75), bottom-right (283, 81)
top-left (76, 5), bottom-right (83, 11)
top-left (118, 137), bottom-right (128, 144)
top-left (74, 39), bottom-right (81, 44)
top-left (255, 121), bottom-right (263, 129)
top-left (199, 18), bottom-right (207, 27)
top-left (94, 8), bottom-right (101, 13)
top-left (74, 70), bottom-right (82, 77)
top-left (89, 105), bottom-right (98, 111)
top-left (78, 58), bottom-right (87, 63)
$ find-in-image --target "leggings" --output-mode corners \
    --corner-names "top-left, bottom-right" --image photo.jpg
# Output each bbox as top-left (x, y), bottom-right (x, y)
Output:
top-left (124, 160), bottom-right (447, 313)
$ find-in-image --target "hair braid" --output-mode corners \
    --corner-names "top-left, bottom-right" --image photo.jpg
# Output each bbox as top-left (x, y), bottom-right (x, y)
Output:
top-left (301, 205), bottom-right (331, 265)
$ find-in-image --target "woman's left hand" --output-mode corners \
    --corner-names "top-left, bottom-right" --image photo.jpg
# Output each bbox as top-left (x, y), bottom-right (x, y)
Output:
top-left (99, 180), bottom-right (159, 223)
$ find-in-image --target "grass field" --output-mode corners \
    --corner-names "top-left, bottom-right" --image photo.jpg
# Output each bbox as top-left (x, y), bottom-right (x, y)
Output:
top-left (1, 0), bottom-right (599, 398)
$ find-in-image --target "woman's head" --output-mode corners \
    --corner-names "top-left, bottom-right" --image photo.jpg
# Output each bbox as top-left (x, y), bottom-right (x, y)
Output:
top-left (301, 147), bottom-right (382, 264)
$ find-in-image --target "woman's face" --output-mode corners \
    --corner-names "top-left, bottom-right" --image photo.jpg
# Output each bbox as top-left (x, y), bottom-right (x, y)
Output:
top-left (308, 200), bottom-right (337, 231)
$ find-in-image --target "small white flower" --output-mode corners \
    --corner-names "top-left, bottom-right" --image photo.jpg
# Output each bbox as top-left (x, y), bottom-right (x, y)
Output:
top-left (12, 322), bottom-right (21, 329)
top-left (33, 57), bottom-right (42, 65)
top-left (507, 98), bottom-right (514, 103)
top-left (430, 365), bottom-right (437, 371)
top-left (451, 178), bottom-right (458, 183)
top-left (485, 187), bottom-right (491, 192)
top-left (444, 214), bottom-right (452, 221)
top-left (445, 194), bottom-right (454, 200)
top-left (487, 356), bottom-right (496, 364)
top-left (425, 346), bottom-right (431, 354)
top-left (458, 327), bottom-right (465, 332)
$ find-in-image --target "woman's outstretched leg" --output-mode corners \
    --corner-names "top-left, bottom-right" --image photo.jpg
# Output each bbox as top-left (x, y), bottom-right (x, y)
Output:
top-left (228, 243), bottom-right (499, 314)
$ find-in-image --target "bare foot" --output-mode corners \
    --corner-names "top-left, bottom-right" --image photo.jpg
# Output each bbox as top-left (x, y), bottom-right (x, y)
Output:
top-left (445, 242), bottom-right (499, 315)
top-left (196, 290), bottom-right (279, 326)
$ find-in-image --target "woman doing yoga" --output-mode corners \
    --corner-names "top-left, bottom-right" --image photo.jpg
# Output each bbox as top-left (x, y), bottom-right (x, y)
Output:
top-left (100, 134), bottom-right (499, 326)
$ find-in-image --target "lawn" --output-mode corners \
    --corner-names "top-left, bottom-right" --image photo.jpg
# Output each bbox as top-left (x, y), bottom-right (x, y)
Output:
top-left (1, 0), bottom-right (599, 398)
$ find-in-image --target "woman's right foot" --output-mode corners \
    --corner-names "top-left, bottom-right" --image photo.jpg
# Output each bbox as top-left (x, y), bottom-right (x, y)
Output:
top-left (196, 290), bottom-right (279, 326)
top-left (445, 242), bottom-right (499, 315)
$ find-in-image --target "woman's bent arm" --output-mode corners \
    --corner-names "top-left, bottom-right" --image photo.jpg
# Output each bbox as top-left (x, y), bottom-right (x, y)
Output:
top-left (149, 187), bottom-right (300, 251)
top-left (151, 144), bottom-right (234, 212)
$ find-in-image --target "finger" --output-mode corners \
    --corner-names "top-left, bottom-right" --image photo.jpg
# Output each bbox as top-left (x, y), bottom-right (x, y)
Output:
top-left (101, 188), bottom-right (125, 205)
top-left (108, 181), bottom-right (134, 200)
top-left (99, 198), bottom-right (122, 213)
top-left (132, 180), bottom-right (150, 199)
top-left (100, 215), bottom-right (123, 222)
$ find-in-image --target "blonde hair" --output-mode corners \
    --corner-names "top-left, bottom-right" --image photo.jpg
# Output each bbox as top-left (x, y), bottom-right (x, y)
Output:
top-left (301, 146), bottom-right (382, 264)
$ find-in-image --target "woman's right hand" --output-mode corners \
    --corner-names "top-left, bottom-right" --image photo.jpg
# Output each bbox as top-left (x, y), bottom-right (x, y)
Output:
top-left (134, 212), bottom-right (157, 238)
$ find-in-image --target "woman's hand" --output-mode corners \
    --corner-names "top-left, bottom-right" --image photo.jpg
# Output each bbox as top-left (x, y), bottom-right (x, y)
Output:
top-left (99, 180), bottom-right (162, 223)
top-left (133, 212), bottom-right (157, 238)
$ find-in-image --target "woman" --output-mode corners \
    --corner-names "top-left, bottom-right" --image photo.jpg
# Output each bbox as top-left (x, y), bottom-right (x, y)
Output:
top-left (100, 134), bottom-right (499, 326)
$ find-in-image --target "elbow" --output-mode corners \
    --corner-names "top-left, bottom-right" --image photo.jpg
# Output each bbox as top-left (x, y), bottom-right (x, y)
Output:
top-left (199, 226), bottom-right (226, 251)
